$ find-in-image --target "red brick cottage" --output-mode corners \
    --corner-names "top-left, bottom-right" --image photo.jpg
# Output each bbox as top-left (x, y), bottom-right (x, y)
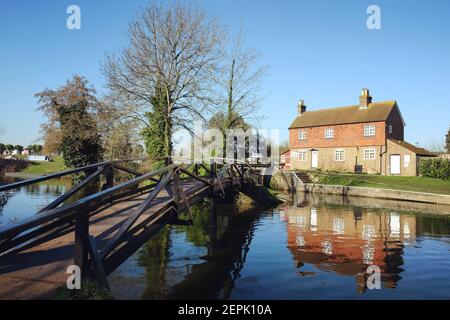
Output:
top-left (288, 89), bottom-right (435, 176)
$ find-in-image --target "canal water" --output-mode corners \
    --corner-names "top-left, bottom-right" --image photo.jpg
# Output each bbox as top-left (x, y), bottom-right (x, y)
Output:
top-left (0, 177), bottom-right (71, 226)
top-left (1, 178), bottom-right (449, 299)
top-left (108, 193), bottom-right (450, 300)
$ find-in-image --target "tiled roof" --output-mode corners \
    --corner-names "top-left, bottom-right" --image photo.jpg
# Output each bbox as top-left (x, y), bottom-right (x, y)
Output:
top-left (289, 101), bottom-right (398, 129)
top-left (388, 139), bottom-right (436, 157)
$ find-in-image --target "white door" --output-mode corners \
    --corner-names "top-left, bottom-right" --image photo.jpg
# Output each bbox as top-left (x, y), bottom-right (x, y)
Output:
top-left (311, 151), bottom-right (319, 169)
top-left (390, 155), bottom-right (401, 175)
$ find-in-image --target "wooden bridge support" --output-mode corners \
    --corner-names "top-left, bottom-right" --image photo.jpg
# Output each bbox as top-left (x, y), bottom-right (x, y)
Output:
top-left (210, 160), bottom-right (216, 197)
top-left (74, 207), bottom-right (89, 277)
top-left (208, 196), bottom-right (218, 257)
top-left (172, 167), bottom-right (180, 221)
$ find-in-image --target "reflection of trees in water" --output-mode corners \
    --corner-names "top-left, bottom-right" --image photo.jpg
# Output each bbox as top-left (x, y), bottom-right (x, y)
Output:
top-left (23, 179), bottom-right (72, 197)
top-left (135, 199), bottom-right (259, 300)
top-left (0, 192), bottom-right (13, 216)
top-left (136, 201), bottom-right (213, 300)
top-left (138, 226), bottom-right (171, 300)
top-left (175, 202), bottom-right (211, 247)
top-left (416, 214), bottom-right (450, 237)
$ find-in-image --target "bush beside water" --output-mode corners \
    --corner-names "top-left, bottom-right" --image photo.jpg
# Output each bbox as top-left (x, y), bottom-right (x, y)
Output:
top-left (420, 158), bottom-right (450, 180)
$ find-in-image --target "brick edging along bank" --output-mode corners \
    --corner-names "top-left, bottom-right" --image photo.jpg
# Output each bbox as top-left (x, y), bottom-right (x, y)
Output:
top-left (297, 183), bottom-right (450, 205)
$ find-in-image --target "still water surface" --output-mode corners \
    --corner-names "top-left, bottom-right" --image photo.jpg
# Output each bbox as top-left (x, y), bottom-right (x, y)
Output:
top-left (108, 193), bottom-right (450, 300)
top-left (0, 177), bottom-right (71, 226)
top-left (1, 178), bottom-right (449, 299)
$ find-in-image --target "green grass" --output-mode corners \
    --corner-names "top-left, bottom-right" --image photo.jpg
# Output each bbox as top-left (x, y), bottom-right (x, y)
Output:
top-left (21, 156), bottom-right (67, 175)
top-left (315, 173), bottom-right (450, 195)
top-left (53, 279), bottom-right (113, 300)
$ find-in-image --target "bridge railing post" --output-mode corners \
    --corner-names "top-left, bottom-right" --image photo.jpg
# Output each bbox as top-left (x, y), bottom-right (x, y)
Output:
top-left (106, 165), bottom-right (114, 188)
top-left (74, 206), bottom-right (90, 278)
top-left (172, 167), bottom-right (180, 219)
top-left (194, 164), bottom-right (199, 176)
top-left (210, 160), bottom-right (216, 196)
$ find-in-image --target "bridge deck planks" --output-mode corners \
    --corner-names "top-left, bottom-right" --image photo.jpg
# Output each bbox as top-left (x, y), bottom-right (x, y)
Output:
top-left (0, 179), bottom-right (217, 300)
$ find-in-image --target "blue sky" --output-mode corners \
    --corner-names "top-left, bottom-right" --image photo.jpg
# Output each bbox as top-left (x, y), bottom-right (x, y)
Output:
top-left (0, 0), bottom-right (449, 148)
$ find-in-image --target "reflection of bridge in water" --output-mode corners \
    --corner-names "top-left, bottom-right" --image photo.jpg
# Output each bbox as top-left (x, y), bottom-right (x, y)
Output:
top-left (165, 205), bottom-right (260, 300)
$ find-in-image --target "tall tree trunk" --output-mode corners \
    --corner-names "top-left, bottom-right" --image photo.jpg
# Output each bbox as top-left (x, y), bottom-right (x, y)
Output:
top-left (164, 114), bottom-right (172, 164)
top-left (224, 58), bottom-right (236, 158)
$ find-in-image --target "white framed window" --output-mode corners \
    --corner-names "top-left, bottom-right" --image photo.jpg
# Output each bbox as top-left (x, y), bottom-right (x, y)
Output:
top-left (298, 150), bottom-right (307, 162)
top-left (325, 128), bottom-right (334, 139)
top-left (364, 125), bottom-right (376, 137)
top-left (334, 149), bottom-right (345, 161)
top-left (404, 154), bottom-right (411, 168)
top-left (363, 148), bottom-right (376, 160)
top-left (388, 124), bottom-right (393, 134)
top-left (298, 130), bottom-right (307, 140)
top-left (280, 155), bottom-right (286, 163)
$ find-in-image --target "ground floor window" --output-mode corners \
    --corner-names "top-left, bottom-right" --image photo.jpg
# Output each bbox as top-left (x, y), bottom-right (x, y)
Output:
top-left (298, 150), bottom-right (307, 161)
top-left (334, 149), bottom-right (345, 161)
top-left (363, 148), bottom-right (376, 160)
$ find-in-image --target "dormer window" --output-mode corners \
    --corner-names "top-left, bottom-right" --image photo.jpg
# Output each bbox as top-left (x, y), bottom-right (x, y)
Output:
top-left (298, 130), bottom-right (307, 140)
top-left (325, 128), bottom-right (334, 139)
top-left (364, 125), bottom-right (376, 137)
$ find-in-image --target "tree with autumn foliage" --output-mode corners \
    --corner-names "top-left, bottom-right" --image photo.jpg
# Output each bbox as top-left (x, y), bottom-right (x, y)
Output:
top-left (35, 76), bottom-right (103, 168)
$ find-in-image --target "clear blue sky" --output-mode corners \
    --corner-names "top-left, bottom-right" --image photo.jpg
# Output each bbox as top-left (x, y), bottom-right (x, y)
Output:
top-left (1, 0), bottom-right (449, 148)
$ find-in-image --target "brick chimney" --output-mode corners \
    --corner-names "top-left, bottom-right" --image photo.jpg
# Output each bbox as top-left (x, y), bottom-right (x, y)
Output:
top-left (359, 88), bottom-right (372, 109)
top-left (298, 99), bottom-right (307, 115)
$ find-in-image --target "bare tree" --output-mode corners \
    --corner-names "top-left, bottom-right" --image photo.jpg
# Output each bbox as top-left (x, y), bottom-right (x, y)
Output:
top-left (214, 28), bottom-right (269, 132)
top-left (102, 1), bottom-right (226, 159)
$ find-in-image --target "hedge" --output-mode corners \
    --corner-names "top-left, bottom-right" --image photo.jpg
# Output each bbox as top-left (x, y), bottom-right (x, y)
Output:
top-left (419, 158), bottom-right (450, 180)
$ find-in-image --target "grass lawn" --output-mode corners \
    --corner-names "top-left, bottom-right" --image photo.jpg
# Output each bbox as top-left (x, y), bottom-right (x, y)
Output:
top-left (315, 173), bottom-right (450, 195)
top-left (22, 156), bottom-right (67, 175)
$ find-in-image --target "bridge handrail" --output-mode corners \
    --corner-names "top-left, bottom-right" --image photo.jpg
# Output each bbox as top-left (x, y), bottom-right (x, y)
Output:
top-left (0, 164), bottom-right (177, 240)
top-left (0, 157), bottom-right (156, 193)
top-left (0, 159), bottom-right (259, 242)
top-left (0, 161), bottom-right (114, 192)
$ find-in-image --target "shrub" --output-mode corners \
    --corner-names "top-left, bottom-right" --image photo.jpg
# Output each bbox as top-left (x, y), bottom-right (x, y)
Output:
top-left (419, 158), bottom-right (450, 180)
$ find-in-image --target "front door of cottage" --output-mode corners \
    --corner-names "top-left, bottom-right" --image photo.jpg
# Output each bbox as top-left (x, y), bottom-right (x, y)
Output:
top-left (311, 150), bottom-right (319, 169)
top-left (390, 154), bottom-right (401, 175)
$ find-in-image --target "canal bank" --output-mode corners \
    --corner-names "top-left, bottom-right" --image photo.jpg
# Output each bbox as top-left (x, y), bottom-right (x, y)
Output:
top-left (299, 183), bottom-right (450, 206)
top-left (269, 170), bottom-right (450, 207)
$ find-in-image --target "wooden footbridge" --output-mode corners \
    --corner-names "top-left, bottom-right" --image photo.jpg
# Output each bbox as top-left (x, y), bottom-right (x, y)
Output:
top-left (0, 158), bottom-right (262, 299)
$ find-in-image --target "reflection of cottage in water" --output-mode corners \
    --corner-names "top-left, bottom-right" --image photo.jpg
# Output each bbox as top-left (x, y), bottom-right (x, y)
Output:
top-left (281, 205), bottom-right (416, 293)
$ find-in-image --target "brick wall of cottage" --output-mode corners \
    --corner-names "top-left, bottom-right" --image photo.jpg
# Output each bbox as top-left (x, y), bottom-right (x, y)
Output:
top-left (289, 121), bottom-right (386, 149)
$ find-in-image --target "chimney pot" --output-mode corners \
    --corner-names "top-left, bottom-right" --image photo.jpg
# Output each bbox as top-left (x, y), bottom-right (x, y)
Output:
top-left (298, 99), bottom-right (307, 115)
top-left (359, 88), bottom-right (372, 109)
